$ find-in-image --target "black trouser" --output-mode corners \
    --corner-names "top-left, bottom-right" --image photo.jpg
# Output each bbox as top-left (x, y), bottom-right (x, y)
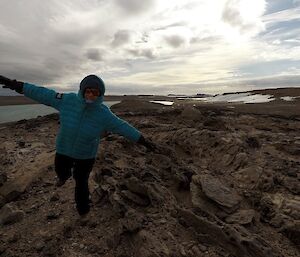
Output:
top-left (54, 153), bottom-right (95, 215)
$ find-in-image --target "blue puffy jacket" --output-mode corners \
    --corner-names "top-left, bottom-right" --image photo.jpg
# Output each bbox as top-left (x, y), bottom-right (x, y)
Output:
top-left (23, 82), bottom-right (141, 159)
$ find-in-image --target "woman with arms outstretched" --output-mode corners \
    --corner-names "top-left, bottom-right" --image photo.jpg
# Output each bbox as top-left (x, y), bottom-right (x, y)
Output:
top-left (0, 74), bottom-right (155, 217)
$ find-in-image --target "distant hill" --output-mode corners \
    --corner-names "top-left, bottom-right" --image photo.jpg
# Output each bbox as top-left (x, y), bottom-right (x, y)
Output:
top-left (223, 87), bottom-right (300, 97)
top-left (249, 87), bottom-right (300, 97)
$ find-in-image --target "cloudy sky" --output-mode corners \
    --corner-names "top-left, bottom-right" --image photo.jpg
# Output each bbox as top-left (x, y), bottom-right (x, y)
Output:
top-left (0, 0), bottom-right (300, 95)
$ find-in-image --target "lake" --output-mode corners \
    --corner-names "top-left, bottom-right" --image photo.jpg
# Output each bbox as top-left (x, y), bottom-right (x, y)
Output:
top-left (0, 101), bottom-right (120, 124)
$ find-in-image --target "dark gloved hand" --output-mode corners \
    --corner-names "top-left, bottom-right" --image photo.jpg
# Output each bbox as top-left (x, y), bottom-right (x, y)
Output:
top-left (0, 75), bottom-right (24, 94)
top-left (137, 135), bottom-right (156, 152)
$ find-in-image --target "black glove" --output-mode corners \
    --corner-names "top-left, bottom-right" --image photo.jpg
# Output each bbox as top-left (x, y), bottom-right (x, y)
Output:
top-left (0, 75), bottom-right (24, 94)
top-left (137, 135), bottom-right (156, 151)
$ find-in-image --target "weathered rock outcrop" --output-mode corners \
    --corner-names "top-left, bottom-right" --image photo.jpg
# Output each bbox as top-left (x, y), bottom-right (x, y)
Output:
top-left (0, 100), bottom-right (299, 257)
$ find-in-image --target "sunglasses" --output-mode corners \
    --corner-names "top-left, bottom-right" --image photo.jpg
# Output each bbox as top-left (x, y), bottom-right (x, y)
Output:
top-left (85, 88), bottom-right (100, 96)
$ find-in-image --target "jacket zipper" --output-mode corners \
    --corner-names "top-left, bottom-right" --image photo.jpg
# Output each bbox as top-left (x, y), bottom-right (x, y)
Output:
top-left (71, 105), bottom-right (87, 154)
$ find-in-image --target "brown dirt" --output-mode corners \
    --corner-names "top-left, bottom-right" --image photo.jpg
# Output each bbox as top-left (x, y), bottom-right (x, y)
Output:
top-left (0, 97), bottom-right (299, 257)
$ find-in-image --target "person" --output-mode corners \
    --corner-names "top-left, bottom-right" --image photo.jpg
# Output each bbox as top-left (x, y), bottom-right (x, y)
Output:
top-left (0, 74), bottom-right (155, 217)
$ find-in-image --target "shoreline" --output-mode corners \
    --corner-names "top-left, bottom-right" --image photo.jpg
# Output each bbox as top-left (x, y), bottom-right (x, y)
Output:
top-left (1, 87), bottom-right (300, 106)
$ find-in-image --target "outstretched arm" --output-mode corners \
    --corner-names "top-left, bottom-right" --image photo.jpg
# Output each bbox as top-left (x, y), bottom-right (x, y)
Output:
top-left (105, 109), bottom-right (141, 142)
top-left (105, 108), bottom-right (156, 151)
top-left (23, 83), bottom-right (64, 111)
top-left (0, 75), bottom-right (63, 111)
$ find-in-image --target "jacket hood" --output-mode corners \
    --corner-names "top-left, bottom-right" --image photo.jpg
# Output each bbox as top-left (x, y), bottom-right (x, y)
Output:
top-left (77, 74), bottom-right (105, 105)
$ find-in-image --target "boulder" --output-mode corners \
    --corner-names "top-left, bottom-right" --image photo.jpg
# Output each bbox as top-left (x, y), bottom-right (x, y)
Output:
top-left (0, 152), bottom-right (54, 202)
top-left (235, 166), bottom-right (263, 190)
top-left (180, 106), bottom-right (203, 121)
top-left (121, 210), bottom-right (144, 233)
top-left (259, 196), bottom-right (276, 222)
top-left (282, 197), bottom-right (300, 220)
top-left (196, 175), bottom-right (241, 213)
top-left (120, 190), bottom-right (150, 206)
top-left (125, 177), bottom-right (148, 196)
top-left (0, 204), bottom-right (25, 225)
top-left (225, 209), bottom-right (256, 225)
top-left (0, 177), bottom-right (30, 203)
top-left (177, 208), bottom-right (281, 257)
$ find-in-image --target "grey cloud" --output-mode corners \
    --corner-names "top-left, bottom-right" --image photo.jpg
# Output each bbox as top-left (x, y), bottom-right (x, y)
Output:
top-left (0, 43), bottom-right (85, 86)
top-left (1, 1), bottom-right (299, 97)
top-left (222, 0), bottom-right (243, 28)
top-left (136, 32), bottom-right (149, 44)
top-left (164, 35), bottom-right (186, 48)
top-left (185, 75), bottom-right (300, 95)
top-left (190, 37), bottom-right (204, 44)
top-left (222, 0), bottom-right (265, 35)
top-left (111, 30), bottom-right (132, 47)
top-left (107, 81), bottom-right (218, 95)
top-left (241, 75), bottom-right (300, 88)
top-left (127, 48), bottom-right (155, 59)
top-left (53, 30), bottom-right (92, 47)
top-left (141, 49), bottom-right (155, 59)
top-left (197, 75), bottom-right (300, 94)
top-left (114, 0), bottom-right (155, 14)
top-left (0, 1), bottom-right (113, 89)
top-left (239, 23), bottom-right (260, 34)
top-left (182, 1), bottom-right (201, 10)
top-left (107, 74), bottom-right (300, 95)
top-left (0, 62), bottom-right (61, 85)
top-left (154, 21), bottom-right (188, 31)
top-left (106, 83), bottom-right (148, 95)
top-left (86, 48), bottom-right (103, 61)
top-left (190, 35), bottom-right (222, 45)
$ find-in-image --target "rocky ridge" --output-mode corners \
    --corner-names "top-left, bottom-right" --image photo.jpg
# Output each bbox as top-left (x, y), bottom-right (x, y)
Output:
top-left (0, 100), bottom-right (299, 257)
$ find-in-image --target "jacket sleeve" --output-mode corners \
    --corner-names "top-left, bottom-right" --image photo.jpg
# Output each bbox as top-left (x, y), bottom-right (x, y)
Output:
top-left (23, 83), bottom-right (64, 111)
top-left (105, 108), bottom-right (141, 142)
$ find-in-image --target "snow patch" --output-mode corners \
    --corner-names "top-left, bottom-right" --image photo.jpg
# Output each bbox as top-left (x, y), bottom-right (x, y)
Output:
top-left (280, 96), bottom-right (300, 101)
top-left (189, 93), bottom-right (275, 104)
top-left (150, 101), bottom-right (174, 106)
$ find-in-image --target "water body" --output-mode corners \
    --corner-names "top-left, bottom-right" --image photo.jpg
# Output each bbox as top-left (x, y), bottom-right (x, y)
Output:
top-left (0, 101), bottom-right (120, 124)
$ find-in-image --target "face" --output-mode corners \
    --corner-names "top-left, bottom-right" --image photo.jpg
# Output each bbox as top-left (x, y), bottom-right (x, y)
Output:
top-left (84, 87), bottom-right (100, 101)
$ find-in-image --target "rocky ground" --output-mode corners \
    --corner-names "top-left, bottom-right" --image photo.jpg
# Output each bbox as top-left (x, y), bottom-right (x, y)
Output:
top-left (0, 97), bottom-right (299, 257)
